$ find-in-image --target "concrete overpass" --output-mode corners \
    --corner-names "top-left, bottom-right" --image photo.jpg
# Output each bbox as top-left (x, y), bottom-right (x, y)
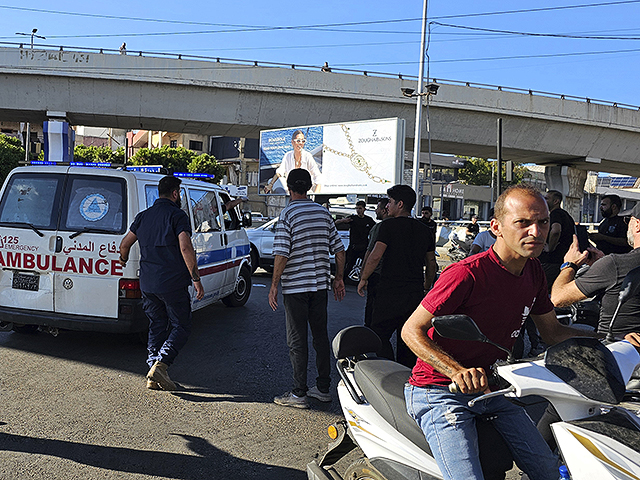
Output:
top-left (1, 45), bottom-right (640, 176)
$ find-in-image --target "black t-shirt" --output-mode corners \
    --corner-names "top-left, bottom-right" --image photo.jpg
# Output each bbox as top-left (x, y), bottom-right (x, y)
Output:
top-left (466, 222), bottom-right (480, 236)
top-left (597, 216), bottom-right (632, 255)
top-left (575, 248), bottom-right (640, 336)
top-left (421, 217), bottom-right (438, 245)
top-left (538, 208), bottom-right (575, 265)
top-left (348, 214), bottom-right (376, 249)
top-left (376, 216), bottom-right (434, 290)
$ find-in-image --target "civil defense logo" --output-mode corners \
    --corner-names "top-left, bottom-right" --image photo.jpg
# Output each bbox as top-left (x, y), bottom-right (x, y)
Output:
top-left (80, 194), bottom-right (109, 222)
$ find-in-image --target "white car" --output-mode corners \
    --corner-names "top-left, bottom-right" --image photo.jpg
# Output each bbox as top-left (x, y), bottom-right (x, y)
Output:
top-left (247, 206), bottom-right (377, 274)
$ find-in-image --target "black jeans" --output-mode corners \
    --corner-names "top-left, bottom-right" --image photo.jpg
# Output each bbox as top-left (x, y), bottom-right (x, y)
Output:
top-left (370, 287), bottom-right (423, 368)
top-left (142, 287), bottom-right (192, 368)
top-left (364, 272), bottom-right (380, 328)
top-left (282, 290), bottom-right (331, 397)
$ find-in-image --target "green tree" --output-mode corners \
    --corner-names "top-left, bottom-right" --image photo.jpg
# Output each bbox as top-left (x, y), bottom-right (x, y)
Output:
top-left (129, 146), bottom-right (195, 173)
top-left (129, 147), bottom-right (226, 183)
top-left (456, 156), bottom-right (529, 187)
top-left (73, 145), bottom-right (124, 164)
top-left (188, 153), bottom-right (226, 182)
top-left (0, 134), bottom-right (24, 183)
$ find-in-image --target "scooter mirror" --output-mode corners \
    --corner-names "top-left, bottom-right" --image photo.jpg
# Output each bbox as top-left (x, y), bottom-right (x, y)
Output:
top-left (432, 315), bottom-right (488, 343)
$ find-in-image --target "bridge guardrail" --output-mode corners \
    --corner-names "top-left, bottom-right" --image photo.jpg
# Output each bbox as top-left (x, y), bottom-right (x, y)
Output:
top-left (2, 41), bottom-right (638, 112)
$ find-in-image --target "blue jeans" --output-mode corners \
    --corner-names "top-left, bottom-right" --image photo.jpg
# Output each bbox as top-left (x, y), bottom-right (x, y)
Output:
top-left (405, 384), bottom-right (559, 480)
top-left (142, 287), bottom-right (192, 368)
top-left (282, 290), bottom-right (331, 397)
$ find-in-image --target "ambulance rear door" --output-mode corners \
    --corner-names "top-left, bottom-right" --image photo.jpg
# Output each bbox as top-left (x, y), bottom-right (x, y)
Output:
top-left (0, 170), bottom-right (66, 313)
top-left (218, 191), bottom-right (249, 289)
top-left (53, 172), bottom-right (128, 318)
top-left (188, 187), bottom-right (228, 304)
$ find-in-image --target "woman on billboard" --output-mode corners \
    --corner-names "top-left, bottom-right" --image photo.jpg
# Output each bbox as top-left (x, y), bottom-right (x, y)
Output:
top-left (263, 130), bottom-right (321, 194)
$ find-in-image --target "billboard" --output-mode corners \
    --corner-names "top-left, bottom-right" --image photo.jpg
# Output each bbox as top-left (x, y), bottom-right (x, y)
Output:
top-left (259, 118), bottom-right (405, 195)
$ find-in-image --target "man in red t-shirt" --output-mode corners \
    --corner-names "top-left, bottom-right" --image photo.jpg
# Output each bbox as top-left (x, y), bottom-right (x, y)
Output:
top-left (401, 185), bottom-right (601, 480)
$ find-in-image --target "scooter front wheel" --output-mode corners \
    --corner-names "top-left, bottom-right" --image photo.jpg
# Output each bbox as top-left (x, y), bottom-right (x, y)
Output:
top-left (344, 458), bottom-right (387, 480)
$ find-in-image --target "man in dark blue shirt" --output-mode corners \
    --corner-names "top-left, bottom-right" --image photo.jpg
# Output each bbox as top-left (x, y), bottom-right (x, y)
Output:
top-left (119, 176), bottom-right (204, 391)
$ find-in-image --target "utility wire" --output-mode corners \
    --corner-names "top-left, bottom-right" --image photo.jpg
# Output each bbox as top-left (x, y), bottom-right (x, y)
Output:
top-left (2, 0), bottom-right (640, 36)
top-left (431, 21), bottom-right (640, 40)
top-left (337, 46), bottom-right (640, 67)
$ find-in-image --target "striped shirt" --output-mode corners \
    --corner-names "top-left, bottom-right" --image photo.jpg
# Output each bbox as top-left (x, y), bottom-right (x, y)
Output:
top-left (273, 199), bottom-right (344, 294)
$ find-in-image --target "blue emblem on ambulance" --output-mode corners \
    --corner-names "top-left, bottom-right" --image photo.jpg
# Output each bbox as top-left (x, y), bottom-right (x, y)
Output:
top-left (80, 194), bottom-right (109, 222)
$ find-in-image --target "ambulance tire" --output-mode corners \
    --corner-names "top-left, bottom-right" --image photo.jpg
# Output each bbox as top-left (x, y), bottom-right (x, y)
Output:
top-left (12, 324), bottom-right (39, 334)
top-left (222, 265), bottom-right (252, 307)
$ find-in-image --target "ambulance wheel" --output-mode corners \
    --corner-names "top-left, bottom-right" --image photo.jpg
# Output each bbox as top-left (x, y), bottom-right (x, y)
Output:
top-left (12, 324), bottom-right (39, 334)
top-left (344, 458), bottom-right (386, 480)
top-left (222, 265), bottom-right (252, 307)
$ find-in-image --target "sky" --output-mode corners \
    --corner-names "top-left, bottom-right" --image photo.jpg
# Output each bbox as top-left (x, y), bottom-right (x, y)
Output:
top-left (1, 1), bottom-right (640, 107)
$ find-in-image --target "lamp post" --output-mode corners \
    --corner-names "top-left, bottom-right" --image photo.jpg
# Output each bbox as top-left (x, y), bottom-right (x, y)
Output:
top-left (16, 28), bottom-right (45, 50)
top-left (406, 0), bottom-right (430, 217)
top-left (402, 83), bottom-right (439, 213)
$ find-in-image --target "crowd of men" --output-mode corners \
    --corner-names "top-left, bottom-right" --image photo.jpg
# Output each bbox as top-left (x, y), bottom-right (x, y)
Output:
top-left (263, 173), bottom-right (640, 480)
top-left (127, 170), bottom-right (640, 480)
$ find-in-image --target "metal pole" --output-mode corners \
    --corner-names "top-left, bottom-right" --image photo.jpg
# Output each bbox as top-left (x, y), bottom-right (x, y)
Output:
top-left (496, 118), bottom-right (503, 199)
top-left (412, 0), bottom-right (428, 214)
top-left (24, 123), bottom-right (30, 162)
top-left (426, 98), bottom-right (433, 205)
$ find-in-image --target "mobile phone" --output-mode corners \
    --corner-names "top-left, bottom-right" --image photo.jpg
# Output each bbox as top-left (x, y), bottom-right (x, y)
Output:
top-left (575, 224), bottom-right (591, 254)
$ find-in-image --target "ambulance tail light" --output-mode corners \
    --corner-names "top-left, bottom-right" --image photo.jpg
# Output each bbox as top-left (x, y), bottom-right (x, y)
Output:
top-left (119, 279), bottom-right (142, 299)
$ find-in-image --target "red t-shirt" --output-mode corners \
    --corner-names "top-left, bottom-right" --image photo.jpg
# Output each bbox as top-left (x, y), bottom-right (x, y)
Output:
top-left (409, 248), bottom-right (553, 387)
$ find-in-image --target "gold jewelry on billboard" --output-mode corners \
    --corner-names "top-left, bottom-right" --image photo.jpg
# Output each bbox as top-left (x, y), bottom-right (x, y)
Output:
top-left (322, 125), bottom-right (390, 184)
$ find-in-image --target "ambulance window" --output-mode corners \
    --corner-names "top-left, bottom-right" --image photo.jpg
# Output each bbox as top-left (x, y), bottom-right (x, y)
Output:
top-left (145, 185), bottom-right (190, 220)
top-left (0, 173), bottom-right (64, 230)
top-left (189, 189), bottom-right (220, 232)
top-left (219, 192), bottom-right (240, 230)
top-left (61, 176), bottom-right (126, 234)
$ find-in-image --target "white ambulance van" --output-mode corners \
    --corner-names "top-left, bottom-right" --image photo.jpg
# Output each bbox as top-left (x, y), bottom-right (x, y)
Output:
top-left (0, 166), bottom-right (252, 335)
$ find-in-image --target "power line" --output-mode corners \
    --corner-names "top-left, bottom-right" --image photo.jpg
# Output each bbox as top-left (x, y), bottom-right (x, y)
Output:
top-left (336, 46), bottom-right (640, 67)
top-left (3, 0), bottom-right (640, 38)
top-left (431, 21), bottom-right (640, 40)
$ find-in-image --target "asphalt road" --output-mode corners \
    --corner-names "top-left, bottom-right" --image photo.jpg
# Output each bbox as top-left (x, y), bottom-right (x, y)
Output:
top-left (0, 271), bottom-right (525, 480)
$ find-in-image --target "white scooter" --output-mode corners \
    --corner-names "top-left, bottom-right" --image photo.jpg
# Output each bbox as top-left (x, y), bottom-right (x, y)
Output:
top-left (307, 269), bottom-right (640, 480)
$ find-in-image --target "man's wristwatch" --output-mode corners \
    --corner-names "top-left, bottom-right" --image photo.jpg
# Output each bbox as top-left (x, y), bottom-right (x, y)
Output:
top-left (560, 261), bottom-right (579, 272)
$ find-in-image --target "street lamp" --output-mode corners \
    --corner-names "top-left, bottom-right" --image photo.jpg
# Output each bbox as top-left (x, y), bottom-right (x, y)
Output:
top-left (402, 83), bottom-right (439, 211)
top-left (16, 28), bottom-right (46, 50)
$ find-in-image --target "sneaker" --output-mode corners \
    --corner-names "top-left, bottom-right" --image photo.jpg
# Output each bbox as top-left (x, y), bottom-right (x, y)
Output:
top-left (307, 386), bottom-right (332, 402)
top-left (273, 391), bottom-right (309, 409)
top-left (146, 379), bottom-right (161, 390)
top-left (147, 361), bottom-right (177, 391)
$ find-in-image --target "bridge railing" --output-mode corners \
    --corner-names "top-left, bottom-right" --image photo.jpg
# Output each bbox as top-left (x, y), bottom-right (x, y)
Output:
top-left (2, 40), bottom-right (639, 112)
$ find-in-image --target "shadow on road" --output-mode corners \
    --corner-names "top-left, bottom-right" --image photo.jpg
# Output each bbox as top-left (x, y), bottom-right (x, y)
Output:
top-left (0, 430), bottom-right (303, 479)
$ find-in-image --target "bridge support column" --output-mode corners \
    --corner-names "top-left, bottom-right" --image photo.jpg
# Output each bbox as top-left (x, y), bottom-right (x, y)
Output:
top-left (544, 165), bottom-right (587, 221)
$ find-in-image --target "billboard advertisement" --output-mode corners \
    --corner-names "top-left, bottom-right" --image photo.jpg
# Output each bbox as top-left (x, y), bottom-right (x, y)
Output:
top-left (259, 118), bottom-right (405, 195)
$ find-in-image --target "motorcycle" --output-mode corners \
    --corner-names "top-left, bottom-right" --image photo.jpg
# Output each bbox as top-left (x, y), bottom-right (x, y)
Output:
top-left (307, 269), bottom-right (640, 480)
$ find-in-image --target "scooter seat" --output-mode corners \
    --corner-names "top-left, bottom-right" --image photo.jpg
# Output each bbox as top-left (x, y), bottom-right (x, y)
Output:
top-left (353, 358), bottom-right (514, 478)
top-left (354, 358), bottom-right (432, 454)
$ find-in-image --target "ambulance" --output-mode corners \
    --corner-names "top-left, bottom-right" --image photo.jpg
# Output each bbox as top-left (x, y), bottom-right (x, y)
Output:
top-left (0, 165), bottom-right (253, 335)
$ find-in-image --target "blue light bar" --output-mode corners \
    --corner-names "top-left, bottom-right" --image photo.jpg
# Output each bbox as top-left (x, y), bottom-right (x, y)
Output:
top-left (126, 165), bottom-right (164, 173)
top-left (29, 161), bottom-right (59, 165)
top-left (70, 162), bottom-right (112, 168)
top-left (174, 172), bottom-right (216, 179)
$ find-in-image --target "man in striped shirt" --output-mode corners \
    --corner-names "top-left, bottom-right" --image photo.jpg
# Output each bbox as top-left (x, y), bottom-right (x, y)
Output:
top-left (269, 168), bottom-right (346, 409)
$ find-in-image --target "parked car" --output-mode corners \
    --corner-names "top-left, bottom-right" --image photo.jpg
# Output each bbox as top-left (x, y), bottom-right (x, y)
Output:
top-left (247, 206), bottom-right (376, 274)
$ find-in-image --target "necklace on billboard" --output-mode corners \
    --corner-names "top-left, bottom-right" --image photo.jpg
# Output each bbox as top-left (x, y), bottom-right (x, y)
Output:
top-left (323, 125), bottom-right (390, 184)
